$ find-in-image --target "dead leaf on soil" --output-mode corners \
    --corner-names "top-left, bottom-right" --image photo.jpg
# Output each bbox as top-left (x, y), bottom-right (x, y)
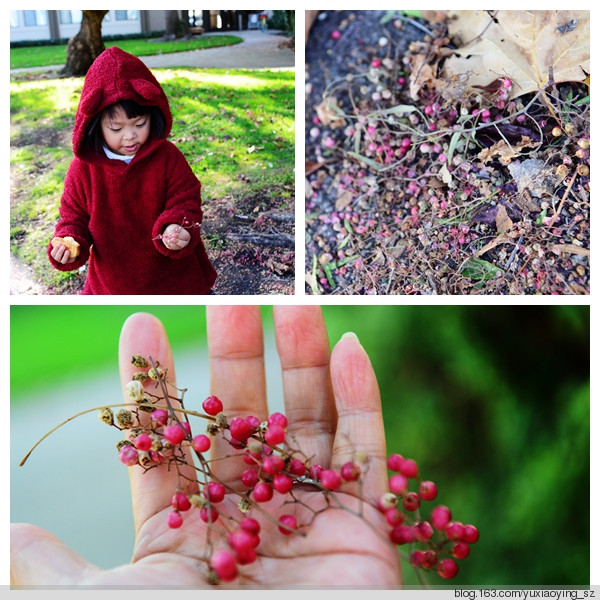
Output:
top-left (443, 11), bottom-right (590, 98)
top-left (508, 158), bottom-right (556, 198)
top-left (478, 136), bottom-right (539, 165)
top-left (495, 204), bottom-right (513, 233)
top-left (335, 188), bottom-right (354, 211)
top-left (315, 97), bottom-right (346, 129)
top-left (550, 244), bottom-right (590, 256)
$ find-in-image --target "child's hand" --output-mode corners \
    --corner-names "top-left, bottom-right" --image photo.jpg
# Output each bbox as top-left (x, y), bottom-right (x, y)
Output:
top-left (162, 224), bottom-right (191, 251)
top-left (50, 242), bottom-right (77, 264)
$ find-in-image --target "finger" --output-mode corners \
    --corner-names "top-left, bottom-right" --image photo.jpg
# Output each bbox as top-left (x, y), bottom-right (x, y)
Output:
top-left (272, 305), bottom-right (337, 468)
top-left (206, 306), bottom-right (268, 484)
top-left (119, 312), bottom-right (196, 532)
top-left (329, 332), bottom-right (388, 503)
top-left (11, 523), bottom-right (101, 585)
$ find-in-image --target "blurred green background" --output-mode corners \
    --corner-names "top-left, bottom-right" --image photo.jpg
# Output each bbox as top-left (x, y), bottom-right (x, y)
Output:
top-left (10, 304), bottom-right (590, 586)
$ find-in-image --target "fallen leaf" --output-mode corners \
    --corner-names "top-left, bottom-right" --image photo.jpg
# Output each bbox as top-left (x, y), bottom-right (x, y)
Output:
top-left (305, 160), bottom-right (322, 176)
top-left (335, 189), bottom-right (354, 211)
top-left (437, 163), bottom-right (453, 185)
top-left (495, 204), bottom-right (513, 233)
top-left (478, 136), bottom-right (539, 165)
top-left (315, 98), bottom-right (346, 129)
top-left (550, 244), bottom-right (590, 256)
top-left (443, 11), bottom-right (590, 98)
top-left (508, 158), bottom-right (556, 198)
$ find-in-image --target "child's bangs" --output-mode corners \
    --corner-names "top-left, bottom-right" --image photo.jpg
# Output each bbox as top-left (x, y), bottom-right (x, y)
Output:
top-left (105, 99), bottom-right (149, 120)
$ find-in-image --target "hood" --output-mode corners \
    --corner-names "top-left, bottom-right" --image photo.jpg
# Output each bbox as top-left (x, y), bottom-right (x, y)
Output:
top-left (72, 46), bottom-right (172, 160)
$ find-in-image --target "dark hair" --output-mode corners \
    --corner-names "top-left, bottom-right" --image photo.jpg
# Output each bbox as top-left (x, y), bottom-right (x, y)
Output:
top-left (84, 99), bottom-right (166, 154)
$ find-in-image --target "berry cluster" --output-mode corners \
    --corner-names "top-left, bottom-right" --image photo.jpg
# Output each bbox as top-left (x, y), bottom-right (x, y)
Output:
top-left (94, 354), bottom-right (478, 584)
top-left (378, 453), bottom-right (479, 580)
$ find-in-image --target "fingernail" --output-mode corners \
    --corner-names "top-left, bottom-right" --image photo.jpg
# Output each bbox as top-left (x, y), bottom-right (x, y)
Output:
top-left (341, 331), bottom-right (359, 342)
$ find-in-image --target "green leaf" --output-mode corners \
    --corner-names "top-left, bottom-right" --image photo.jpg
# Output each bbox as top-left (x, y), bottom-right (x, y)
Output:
top-left (322, 262), bottom-right (336, 288)
top-left (461, 258), bottom-right (504, 282)
top-left (346, 151), bottom-right (382, 172)
top-left (447, 131), bottom-right (464, 165)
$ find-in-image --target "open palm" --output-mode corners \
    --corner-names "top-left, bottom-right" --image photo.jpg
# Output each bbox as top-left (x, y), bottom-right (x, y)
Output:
top-left (11, 307), bottom-right (402, 587)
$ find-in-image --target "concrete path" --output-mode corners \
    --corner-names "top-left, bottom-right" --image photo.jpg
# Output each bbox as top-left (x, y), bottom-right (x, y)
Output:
top-left (10, 29), bottom-right (295, 74)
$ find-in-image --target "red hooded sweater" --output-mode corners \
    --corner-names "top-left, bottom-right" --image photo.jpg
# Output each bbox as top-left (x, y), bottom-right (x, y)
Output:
top-left (48, 46), bottom-right (217, 294)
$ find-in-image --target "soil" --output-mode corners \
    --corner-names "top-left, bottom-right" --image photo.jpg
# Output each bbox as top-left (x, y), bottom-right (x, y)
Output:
top-left (305, 11), bottom-right (590, 295)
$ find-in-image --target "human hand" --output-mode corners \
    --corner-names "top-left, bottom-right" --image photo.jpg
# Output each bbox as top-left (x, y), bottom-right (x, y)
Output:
top-left (49, 242), bottom-right (77, 264)
top-left (10, 307), bottom-right (402, 587)
top-left (161, 224), bottom-right (191, 250)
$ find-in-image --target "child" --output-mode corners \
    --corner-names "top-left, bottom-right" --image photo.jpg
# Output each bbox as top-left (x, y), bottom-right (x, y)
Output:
top-left (48, 46), bottom-right (217, 294)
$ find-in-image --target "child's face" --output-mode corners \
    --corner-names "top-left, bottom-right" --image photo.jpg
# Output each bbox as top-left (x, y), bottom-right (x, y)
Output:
top-left (101, 106), bottom-right (151, 156)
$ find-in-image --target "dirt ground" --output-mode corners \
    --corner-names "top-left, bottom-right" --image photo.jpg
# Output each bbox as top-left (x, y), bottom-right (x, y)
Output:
top-left (305, 11), bottom-right (590, 295)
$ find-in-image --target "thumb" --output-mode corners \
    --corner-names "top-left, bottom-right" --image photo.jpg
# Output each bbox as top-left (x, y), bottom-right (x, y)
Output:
top-left (11, 523), bottom-right (101, 585)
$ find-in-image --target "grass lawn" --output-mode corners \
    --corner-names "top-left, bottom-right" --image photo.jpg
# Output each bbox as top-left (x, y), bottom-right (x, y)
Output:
top-left (10, 67), bottom-right (295, 292)
top-left (10, 35), bottom-right (243, 69)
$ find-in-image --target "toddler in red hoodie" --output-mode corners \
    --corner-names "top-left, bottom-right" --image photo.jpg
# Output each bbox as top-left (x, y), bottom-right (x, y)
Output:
top-left (48, 47), bottom-right (217, 294)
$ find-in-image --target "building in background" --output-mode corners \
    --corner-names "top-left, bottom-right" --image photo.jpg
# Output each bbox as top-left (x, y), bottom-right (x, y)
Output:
top-left (10, 10), bottom-right (266, 44)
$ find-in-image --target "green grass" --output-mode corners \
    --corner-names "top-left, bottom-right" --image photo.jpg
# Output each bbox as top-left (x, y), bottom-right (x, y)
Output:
top-left (9, 67), bottom-right (294, 291)
top-left (10, 35), bottom-right (243, 69)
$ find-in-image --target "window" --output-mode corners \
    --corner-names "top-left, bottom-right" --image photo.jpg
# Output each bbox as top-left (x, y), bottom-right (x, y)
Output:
top-left (115, 10), bottom-right (139, 21)
top-left (10, 11), bottom-right (18, 27)
top-left (59, 10), bottom-right (82, 25)
top-left (23, 10), bottom-right (48, 27)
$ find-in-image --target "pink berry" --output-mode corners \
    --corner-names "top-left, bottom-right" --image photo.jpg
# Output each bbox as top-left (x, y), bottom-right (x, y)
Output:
top-left (415, 520), bottom-right (434, 541)
top-left (419, 480), bottom-right (438, 501)
top-left (264, 424), bottom-right (286, 445)
top-left (385, 508), bottom-right (404, 527)
top-left (288, 459), bottom-right (306, 476)
top-left (423, 550), bottom-right (438, 569)
top-left (309, 464), bottom-right (323, 481)
top-left (463, 524), bottom-right (480, 544)
top-left (387, 454), bottom-right (404, 471)
top-left (267, 412), bottom-right (287, 428)
top-left (151, 409), bottom-right (168, 426)
top-left (503, 78), bottom-right (512, 88)
top-left (262, 455), bottom-right (285, 475)
top-left (452, 542), bottom-right (471, 559)
top-left (240, 517), bottom-right (261, 537)
top-left (371, 58), bottom-right (381, 68)
top-left (233, 545), bottom-right (257, 565)
top-left (389, 473), bottom-right (408, 495)
top-left (431, 505), bottom-right (452, 530)
top-left (278, 514), bottom-right (297, 535)
top-left (331, 30), bottom-right (341, 40)
top-left (200, 506), bottom-right (219, 523)
top-left (320, 469), bottom-right (342, 491)
top-left (410, 550), bottom-right (425, 567)
top-left (119, 445), bottom-right (139, 466)
top-left (245, 415), bottom-right (261, 430)
top-left (192, 434), bottom-right (211, 453)
top-left (389, 524), bottom-right (416, 545)
top-left (134, 433), bottom-right (152, 452)
top-left (229, 417), bottom-right (253, 442)
top-left (402, 491), bottom-right (421, 512)
top-left (399, 458), bottom-right (418, 478)
top-left (204, 482), bottom-right (226, 503)
top-left (228, 529), bottom-right (256, 554)
top-left (252, 481), bottom-right (273, 503)
top-left (210, 549), bottom-right (237, 582)
top-left (167, 510), bottom-right (183, 529)
top-left (202, 395), bottom-right (223, 416)
top-left (340, 461), bottom-right (361, 482)
top-left (171, 492), bottom-right (191, 512)
top-left (243, 450), bottom-right (261, 466)
top-left (163, 424), bottom-right (186, 445)
top-left (446, 521), bottom-right (465, 541)
top-left (241, 468), bottom-right (259, 488)
top-left (437, 558), bottom-right (459, 579)
top-left (273, 473), bottom-right (293, 494)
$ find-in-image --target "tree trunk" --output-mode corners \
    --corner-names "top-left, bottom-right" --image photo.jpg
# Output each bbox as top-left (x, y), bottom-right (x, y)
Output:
top-left (164, 10), bottom-right (189, 39)
top-left (60, 10), bottom-right (108, 77)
